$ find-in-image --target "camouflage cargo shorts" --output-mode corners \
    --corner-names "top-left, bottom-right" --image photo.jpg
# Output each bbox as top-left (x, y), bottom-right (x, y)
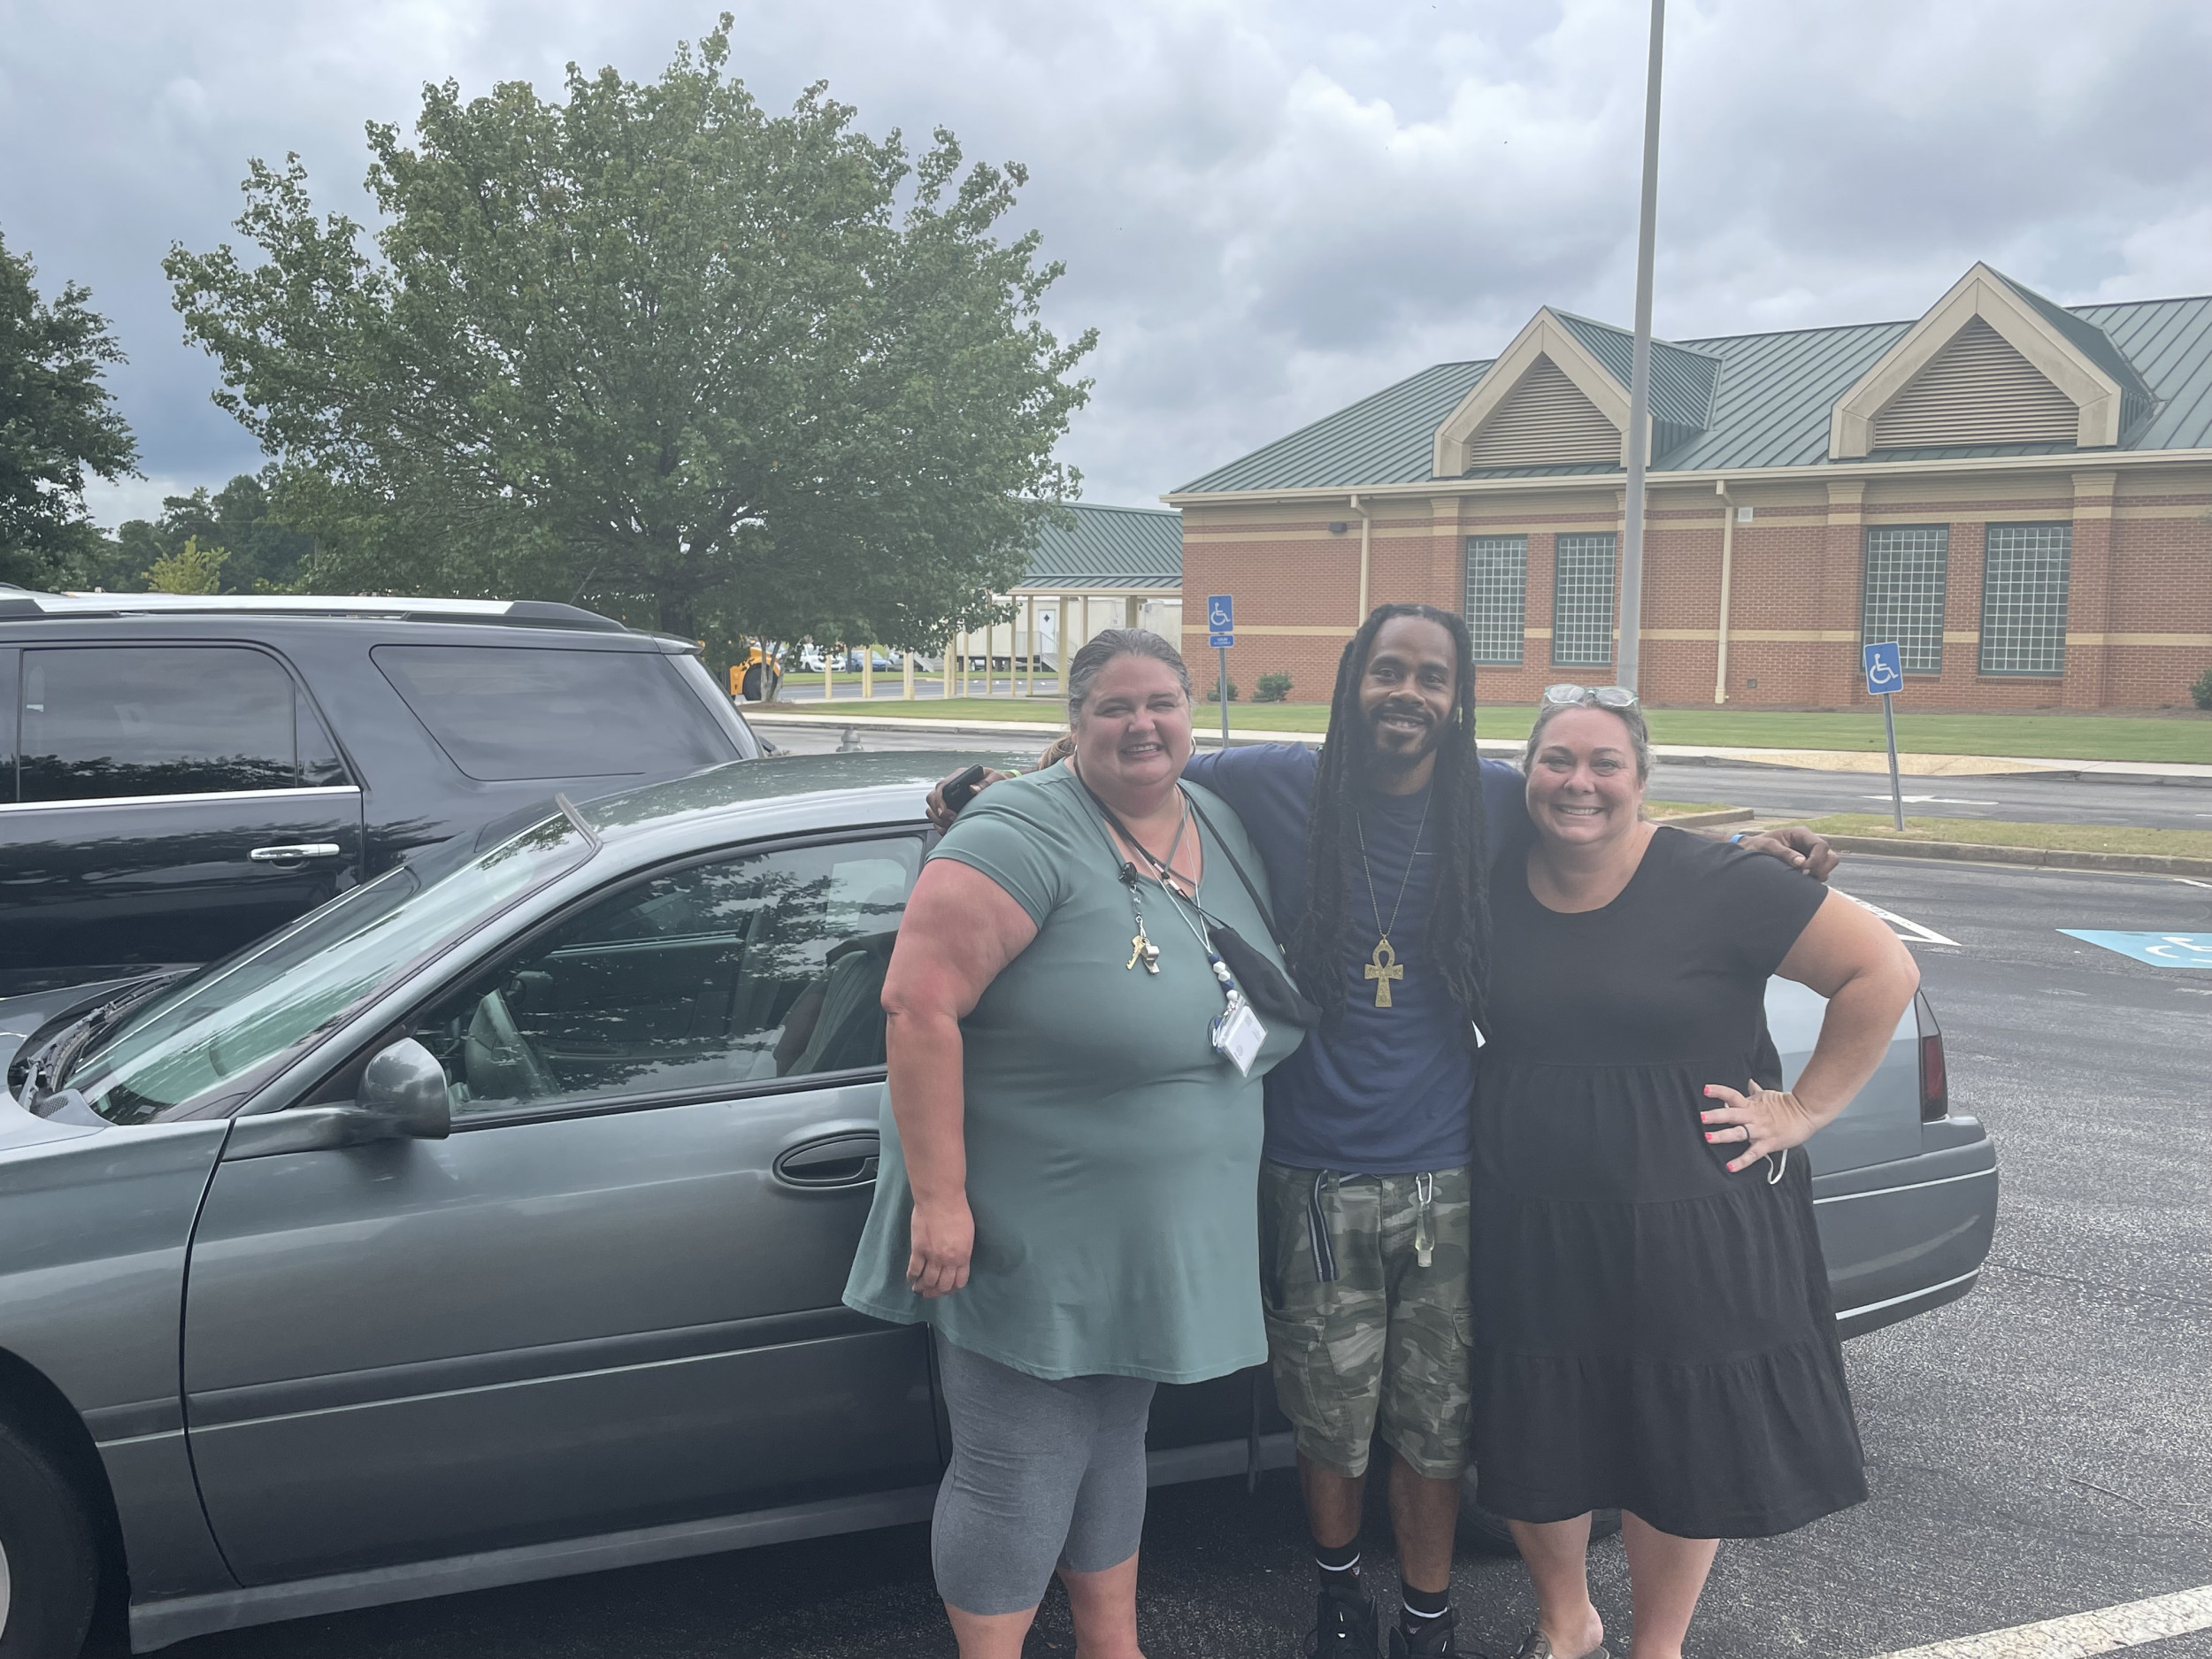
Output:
top-left (1257, 1158), bottom-right (1472, 1482)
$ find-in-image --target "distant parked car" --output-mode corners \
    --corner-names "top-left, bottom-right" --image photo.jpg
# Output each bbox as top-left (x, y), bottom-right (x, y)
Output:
top-left (0, 752), bottom-right (1995, 1655)
top-left (0, 592), bottom-right (761, 995)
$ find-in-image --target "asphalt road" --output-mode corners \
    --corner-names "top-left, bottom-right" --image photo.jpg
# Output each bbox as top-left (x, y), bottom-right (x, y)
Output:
top-left (762, 718), bottom-right (2212, 830)
top-left (115, 853), bottom-right (2210, 1659)
top-left (1647, 757), bottom-right (2212, 832)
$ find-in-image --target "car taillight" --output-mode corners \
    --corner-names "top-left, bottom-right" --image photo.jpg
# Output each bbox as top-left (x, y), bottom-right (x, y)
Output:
top-left (1916, 995), bottom-right (1949, 1122)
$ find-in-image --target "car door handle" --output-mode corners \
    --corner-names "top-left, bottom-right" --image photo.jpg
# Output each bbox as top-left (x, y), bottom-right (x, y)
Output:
top-left (250, 843), bottom-right (344, 863)
top-left (772, 1132), bottom-right (880, 1189)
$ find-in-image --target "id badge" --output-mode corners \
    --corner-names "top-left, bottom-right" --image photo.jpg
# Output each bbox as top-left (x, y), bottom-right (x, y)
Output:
top-left (1211, 994), bottom-right (1267, 1078)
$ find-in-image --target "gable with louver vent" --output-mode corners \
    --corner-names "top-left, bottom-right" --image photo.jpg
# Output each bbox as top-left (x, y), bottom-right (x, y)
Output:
top-left (1871, 318), bottom-right (2078, 449)
top-left (1465, 355), bottom-right (1621, 468)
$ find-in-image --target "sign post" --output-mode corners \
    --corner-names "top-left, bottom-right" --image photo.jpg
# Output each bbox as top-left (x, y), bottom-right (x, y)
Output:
top-left (1206, 593), bottom-right (1234, 748)
top-left (1863, 641), bottom-right (1905, 831)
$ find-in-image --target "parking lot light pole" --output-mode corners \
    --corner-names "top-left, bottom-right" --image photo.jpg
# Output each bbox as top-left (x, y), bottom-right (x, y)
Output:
top-left (1617, 0), bottom-right (1665, 699)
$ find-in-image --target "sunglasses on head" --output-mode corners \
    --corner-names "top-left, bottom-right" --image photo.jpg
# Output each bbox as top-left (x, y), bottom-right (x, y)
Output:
top-left (1541, 683), bottom-right (1639, 710)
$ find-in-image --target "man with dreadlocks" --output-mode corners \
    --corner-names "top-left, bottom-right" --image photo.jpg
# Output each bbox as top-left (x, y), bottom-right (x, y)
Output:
top-left (929, 603), bottom-right (1835, 1658)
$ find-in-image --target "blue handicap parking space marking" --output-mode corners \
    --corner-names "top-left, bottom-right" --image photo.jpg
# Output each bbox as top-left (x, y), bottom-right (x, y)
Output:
top-left (2060, 930), bottom-right (2212, 968)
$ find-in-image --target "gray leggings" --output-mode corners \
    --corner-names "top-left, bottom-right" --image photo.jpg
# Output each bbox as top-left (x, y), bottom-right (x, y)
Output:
top-left (932, 1340), bottom-right (1157, 1616)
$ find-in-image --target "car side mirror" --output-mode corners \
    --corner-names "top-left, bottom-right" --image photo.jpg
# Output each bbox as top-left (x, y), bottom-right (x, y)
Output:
top-left (358, 1038), bottom-right (453, 1141)
top-left (221, 1038), bottom-right (454, 1161)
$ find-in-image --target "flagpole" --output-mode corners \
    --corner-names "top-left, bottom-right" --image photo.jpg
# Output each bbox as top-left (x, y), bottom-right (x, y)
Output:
top-left (1617, 0), bottom-right (1665, 696)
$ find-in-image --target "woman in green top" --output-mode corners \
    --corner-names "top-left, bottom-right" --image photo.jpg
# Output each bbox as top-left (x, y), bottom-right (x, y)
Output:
top-left (844, 629), bottom-right (1303, 1659)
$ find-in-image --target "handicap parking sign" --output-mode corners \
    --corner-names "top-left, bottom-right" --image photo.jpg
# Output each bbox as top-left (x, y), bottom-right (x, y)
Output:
top-left (2060, 930), bottom-right (2212, 969)
top-left (1863, 641), bottom-right (1902, 696)
top-left (1207, 594), bottom-right (1233, 633)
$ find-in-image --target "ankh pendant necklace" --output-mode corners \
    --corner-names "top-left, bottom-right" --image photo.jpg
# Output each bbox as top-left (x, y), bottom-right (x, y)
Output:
top-left (1356, 790), bottom-right (1431, 1008)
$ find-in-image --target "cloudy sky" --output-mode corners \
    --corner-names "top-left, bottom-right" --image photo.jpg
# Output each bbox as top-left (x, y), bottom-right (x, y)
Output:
top-left (4, 0), bottom-right (2208, 527)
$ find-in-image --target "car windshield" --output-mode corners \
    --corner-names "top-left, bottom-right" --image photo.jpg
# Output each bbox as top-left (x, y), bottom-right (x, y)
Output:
top-left (64, 815), bottom-right (596, 1125)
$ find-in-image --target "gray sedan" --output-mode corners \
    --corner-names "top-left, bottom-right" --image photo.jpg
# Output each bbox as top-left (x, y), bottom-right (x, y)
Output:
top-left (0, 754), bottom-right (1998, 1655)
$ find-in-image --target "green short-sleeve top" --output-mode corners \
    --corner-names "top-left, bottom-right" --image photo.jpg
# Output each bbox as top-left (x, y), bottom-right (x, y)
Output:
top-left (841, 764), bottom-right (1305, 1383)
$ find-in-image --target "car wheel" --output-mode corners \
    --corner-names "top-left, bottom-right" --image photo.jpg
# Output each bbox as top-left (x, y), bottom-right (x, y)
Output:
top-left (0, 1418), bottom-right (99, 1659)
top-left (1457, 1471), bottom-right (1621, 1555)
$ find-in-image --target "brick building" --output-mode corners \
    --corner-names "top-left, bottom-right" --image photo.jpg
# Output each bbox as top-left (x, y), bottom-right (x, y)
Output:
top-left (1164, 265), bottom-right (2212, 711)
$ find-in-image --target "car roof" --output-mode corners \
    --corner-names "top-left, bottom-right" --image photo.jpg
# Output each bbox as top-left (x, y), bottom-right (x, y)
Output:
top-left (571, 750), bottom-right (1038, 855)
top-left (0, 589), bottom-right (635, 634)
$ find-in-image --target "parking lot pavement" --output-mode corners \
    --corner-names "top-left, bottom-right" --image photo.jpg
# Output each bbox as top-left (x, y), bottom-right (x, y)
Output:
top-left (1647, 757), bottom-right (2212, 833)
top-left (117, 856), bottom-right (2209, 1659)
top-left (758, 723), bottom-right (2212, 831)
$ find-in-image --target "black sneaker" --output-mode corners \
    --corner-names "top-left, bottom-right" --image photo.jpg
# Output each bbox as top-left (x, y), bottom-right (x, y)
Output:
top-left (1306, 1585), bottom-right (1381, 1656)
top-left (1387, 1607), bottom-right (1460, 1657)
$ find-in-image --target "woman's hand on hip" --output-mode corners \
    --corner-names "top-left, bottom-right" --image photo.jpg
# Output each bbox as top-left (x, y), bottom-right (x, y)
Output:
top-left (1701, 1081), bottom-right (1823, 1173)
top-left (908, 1196), bottom-right (975, 1298)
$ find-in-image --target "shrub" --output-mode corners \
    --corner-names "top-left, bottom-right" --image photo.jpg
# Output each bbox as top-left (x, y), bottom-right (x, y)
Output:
top-left (1205, 677), bottom-right (1239, 703)
top-left (1255, 671), bottom-right (1293, 703)
top-left (2193, 666), bottom-right (2212, 710)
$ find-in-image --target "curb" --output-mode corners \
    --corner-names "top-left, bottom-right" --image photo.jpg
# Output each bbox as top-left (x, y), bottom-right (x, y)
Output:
top-left (1650, 808), bottom-right (1756, 829)
top-left (1817, 834), bottom-right (2212, 879)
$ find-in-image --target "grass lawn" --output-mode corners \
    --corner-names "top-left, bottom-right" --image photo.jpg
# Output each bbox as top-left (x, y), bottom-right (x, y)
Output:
top-left (1646, 801), bottom-right (1739, 818)
top-left (785, 696), bottom-right (2212, 764)
top-left (1801, 813), bottom-right (2212, 860)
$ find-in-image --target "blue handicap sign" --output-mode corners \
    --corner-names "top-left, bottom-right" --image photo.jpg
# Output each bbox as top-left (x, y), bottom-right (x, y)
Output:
top-left (1209, 633), bottom-right (1234, 649)
top-left (1207, 594), bottom-right (1233, 633)
top-left (1863, 641), bottom-right (1902, 696)
top-left (2060, 930), bottom-right (2212, 969)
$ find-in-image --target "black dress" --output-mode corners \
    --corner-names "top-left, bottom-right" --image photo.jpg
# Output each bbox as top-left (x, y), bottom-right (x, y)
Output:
top-left (1470, 827), bottom-right (1866, 1540)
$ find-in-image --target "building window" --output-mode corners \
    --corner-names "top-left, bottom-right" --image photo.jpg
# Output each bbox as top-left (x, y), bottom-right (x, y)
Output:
top-left (1463, 535), bottom-right (1527, 664)
top-left (1552, 533), bottom-right (1617, 668)
top-left (1978, 523), bottom-right (2071, 676)
top-left (1862, 526), bottom-right (1949, 674)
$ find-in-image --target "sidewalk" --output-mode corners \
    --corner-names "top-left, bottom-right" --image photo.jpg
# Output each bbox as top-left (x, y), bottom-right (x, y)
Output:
top-left (742, 708), bottom-right (2212, 785)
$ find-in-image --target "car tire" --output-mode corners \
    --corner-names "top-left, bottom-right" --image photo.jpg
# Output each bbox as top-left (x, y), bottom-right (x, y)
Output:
top-left (0, 1418), bottom-right (100, 1659)
top-left (1457, 1471), bottom-right (1621, 1555)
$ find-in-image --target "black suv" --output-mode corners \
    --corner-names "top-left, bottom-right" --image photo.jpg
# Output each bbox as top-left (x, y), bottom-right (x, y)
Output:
top-left (0, 591), bottom-right (761, 993)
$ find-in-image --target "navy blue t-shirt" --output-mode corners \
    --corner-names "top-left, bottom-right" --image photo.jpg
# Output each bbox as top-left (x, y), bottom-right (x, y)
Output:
top-left (1183, 744), bottom-right (1530, 1174)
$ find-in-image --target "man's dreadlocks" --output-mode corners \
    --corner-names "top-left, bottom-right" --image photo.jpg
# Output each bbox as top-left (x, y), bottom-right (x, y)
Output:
top-left (1290, 603), bottom-right (1493, 1041)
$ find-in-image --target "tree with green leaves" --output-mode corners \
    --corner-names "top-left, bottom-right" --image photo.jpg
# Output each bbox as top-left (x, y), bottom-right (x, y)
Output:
top-left (104, 469), bottom-right (318, 593)
top-left (0, 229), bottom-right (138, 588)
top-left (165, 17), bottom-right (1093, 650)
top-left (141, 534), bottom-right (229, 594)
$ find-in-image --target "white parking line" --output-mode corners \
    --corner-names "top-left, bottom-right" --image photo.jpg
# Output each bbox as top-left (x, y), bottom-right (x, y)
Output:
top-left (2176, 878), bottom-right (2212, 890)
top-left (1872, 1584), bottom-right (2212, 1657)
top-left (1835, 889), bottom-right (1963, 947)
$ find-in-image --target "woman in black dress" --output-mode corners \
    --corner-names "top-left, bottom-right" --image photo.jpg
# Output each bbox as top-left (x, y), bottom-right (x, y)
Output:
top-left (1471, 689), bottom-right (1920, 1659)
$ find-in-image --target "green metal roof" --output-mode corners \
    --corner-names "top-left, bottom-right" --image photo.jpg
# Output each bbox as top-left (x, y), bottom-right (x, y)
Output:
top-left (1019, 502), bottom-right (1181, 590)
top-left (1552, 310), bottom-right (1722, 443)
top-left (1175, 291), bottom-right (2212, 494)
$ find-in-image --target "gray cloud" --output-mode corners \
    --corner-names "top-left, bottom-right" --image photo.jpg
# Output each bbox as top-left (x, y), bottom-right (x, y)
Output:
top-left (1, 0), bottom-right (2204, 526)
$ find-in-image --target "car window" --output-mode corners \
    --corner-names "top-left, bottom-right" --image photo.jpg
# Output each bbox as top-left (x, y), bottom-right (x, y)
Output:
top-left (65, 813), bottom-right (596, 1125)
top-left (19, 645), bottom-right (307, 802)
top-left (373, 644), bottom-right (737, 781)
top-left (416, 836), bottom-right (922, 1118)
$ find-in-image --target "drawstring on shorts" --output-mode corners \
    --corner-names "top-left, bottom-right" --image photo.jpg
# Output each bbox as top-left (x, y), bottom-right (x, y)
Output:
top-left (1306, 1169), bottom-right (1440, 1281)
top-left (1306, 1171), bottom-right (1340, 1284)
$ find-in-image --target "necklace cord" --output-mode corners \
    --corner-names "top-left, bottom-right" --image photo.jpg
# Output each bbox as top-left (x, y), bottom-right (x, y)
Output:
top-left (1356, 789), bottom-right (1432, 942)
